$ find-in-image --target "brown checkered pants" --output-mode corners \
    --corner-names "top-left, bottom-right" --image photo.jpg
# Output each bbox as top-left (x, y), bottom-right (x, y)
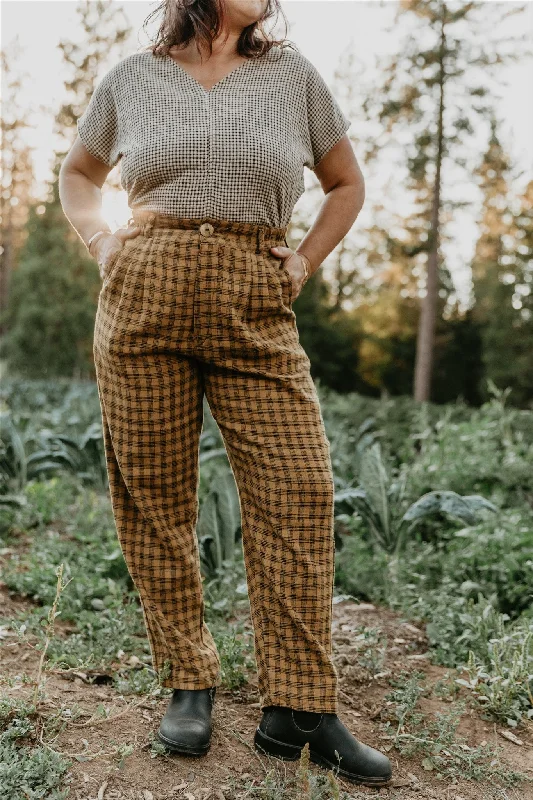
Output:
top-left (93, 210), bottom-right (339, 713)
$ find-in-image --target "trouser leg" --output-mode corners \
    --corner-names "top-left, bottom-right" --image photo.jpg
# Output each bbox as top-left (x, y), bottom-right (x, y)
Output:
top-left (204, 362), bottom-right (338, 713)
top-left (199, 237), bottom-right (339, 713)
top-left (93, 239), bottom-right (221, 690)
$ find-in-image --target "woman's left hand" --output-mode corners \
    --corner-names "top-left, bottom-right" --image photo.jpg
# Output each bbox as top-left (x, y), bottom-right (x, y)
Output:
top-left (269, 246), bottom-right (310, 301)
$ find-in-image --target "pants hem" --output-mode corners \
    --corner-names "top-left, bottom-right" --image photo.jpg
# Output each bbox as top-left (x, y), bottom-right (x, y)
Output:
top-left (159, 674), bottom-right (222, 690)
top-left (261, 694), bottom-right (339, 715)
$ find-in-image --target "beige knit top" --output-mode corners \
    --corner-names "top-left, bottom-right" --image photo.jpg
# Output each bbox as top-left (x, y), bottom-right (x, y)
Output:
top-left (76, 44), bottom-right (352, 228)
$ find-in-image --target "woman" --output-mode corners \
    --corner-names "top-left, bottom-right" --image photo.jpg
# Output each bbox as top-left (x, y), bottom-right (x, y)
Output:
top-left (59, 0), bottom-right (392, 787)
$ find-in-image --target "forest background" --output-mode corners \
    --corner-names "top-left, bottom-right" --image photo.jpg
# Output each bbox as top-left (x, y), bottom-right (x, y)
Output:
top-left (1, 0), bottom-right (532, 406)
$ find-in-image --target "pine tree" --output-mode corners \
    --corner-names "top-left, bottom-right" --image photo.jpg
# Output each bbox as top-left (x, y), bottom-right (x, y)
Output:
top-left (3, 1), bottom-right (132, 377)
top-left (471, 118), bottom-right (513, 324)
top-left (361, 0), bottom-right (529, 401)
top-left (473, 173), bottom-right (533, 406)
top-left (0, 47), bottom-right (35, 335)
top-left (470, 111), bottom-right (533, 406)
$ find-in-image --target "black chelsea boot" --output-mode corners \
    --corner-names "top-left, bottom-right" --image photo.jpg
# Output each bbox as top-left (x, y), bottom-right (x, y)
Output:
top-left (254, 706), bottom-right (392, 787)
top-left (157, 687), bottom-right (217, 755)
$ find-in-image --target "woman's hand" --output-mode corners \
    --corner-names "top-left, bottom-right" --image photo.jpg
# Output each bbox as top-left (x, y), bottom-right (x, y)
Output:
top-left (269, 245), bottom-right (310, 301)
top-left (92, 225), bottom-right (142, 281)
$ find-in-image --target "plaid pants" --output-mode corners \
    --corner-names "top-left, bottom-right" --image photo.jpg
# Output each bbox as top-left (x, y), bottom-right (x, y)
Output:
top-left (93, 210), bottom-right (339, 713)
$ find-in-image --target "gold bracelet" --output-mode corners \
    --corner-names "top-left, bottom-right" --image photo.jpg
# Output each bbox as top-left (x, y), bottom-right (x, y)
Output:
top-left (296, 251), bottom-right (311, 282)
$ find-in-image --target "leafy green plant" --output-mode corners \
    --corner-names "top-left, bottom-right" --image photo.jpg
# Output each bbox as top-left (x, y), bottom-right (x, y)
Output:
top-left (197, 467), bottom-right (242, 579)
top-left (213, 622), bottom-right (255, 690)
top-left (406, 384), bottom-right (533, 507)
top-left (328, 414), bottom-right (382, 489)
top-left (382, 672), bottom-right (526, 786)
top-left (0, 409), bottom-right (107, 493)
top-left (457, 619), bottom-right (533, 726)
top-left (335, 441), bottom-right (497, 555)
top-left (336, 505), bottom-right (533, 621)
top-left (203, 556), bottom-right (250, 620)
top-left (0, 411), bottom-right (27, 507)
top-left (0, 696), bottom-right (71, 800)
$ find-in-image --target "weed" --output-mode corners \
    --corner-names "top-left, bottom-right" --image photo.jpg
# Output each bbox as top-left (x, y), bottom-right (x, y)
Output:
top-left (0, 672), bottom-right (72, 800)
top-left (382, 671), bottom-right (528, 787)
top-left (433, 672), bottom-right (460, 702)
top-left (354, 626), bottom-right (388, 676)
top-left (232, 740), bottom-right (357, 798)
top-left (214, 622), bottom-right (256, 691)
top-left (457, 622), bottom-right (533, 726)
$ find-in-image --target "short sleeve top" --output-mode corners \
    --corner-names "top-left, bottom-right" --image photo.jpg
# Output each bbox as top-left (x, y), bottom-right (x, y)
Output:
top-left (76, 45), bottom-right (351, 228)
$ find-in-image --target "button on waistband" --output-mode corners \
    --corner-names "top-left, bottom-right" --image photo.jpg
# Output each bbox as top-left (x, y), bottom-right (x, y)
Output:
top-left (199, 222), bottom-right (214, 237)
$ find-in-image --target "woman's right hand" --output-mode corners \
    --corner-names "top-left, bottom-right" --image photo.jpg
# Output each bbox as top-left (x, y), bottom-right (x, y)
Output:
top-left (93, 226), bottom-right (142, 281)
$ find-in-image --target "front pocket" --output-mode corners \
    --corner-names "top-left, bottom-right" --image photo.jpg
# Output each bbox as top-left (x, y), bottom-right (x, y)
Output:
top-left (279, 262), bottom-right (293, 306)
top-left (101, 247), bottom-right (123, 290)
top-left (264, 255), bottom-right (293, 308)
top-left (100, 235), bottom-right (144, 294)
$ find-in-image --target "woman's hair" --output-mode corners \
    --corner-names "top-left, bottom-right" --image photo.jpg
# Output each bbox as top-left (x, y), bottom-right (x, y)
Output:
top-left (142, 0), bottom-right (295, 60)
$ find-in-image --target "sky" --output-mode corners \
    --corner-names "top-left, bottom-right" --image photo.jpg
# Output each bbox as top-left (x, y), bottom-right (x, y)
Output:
top-left (2, 0), bottom-right (533, 304)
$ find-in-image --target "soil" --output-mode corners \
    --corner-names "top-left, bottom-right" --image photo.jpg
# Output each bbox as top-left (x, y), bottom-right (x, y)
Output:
top-left (1, 585), bottom-right (532, 800)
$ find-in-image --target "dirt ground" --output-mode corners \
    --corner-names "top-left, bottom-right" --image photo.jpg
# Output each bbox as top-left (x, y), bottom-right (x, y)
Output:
top-left (1, 586), bottom-right (532, 800)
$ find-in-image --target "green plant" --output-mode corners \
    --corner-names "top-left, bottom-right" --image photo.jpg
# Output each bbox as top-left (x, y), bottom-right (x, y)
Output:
top-left (232, 740), bottom-right (357, 798)
top-left (457, 619), bottom-right (533, 726)
top-left (214, 622), bottom-right (255, 691)
top-left (335, 507), bottom-right (533, 630)
top-left (0, 408), bottom-right (108, 493)
top-left (197, 467), bottom-right (242, 579)
top-left (406, 384), bottom-right (533, 508)
top-left (383, 672), bottom-right (527, 786)
top-left (444, 511), bottom-right (533, 617)
top-left (203, 555), bottom-right (250, 620)
top-left (354, 626), bottom-right (388, 676)
top-left (336, 441), bottom-right (497, 555)
top-left (0, 696), bottom-right (71, 800)
top-left (0, 411), bottom-right (27, 497)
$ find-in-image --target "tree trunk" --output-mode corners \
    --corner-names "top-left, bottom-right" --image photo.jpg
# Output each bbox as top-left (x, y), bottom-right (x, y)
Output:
top-left (414, 14), bottom-right (446, 402)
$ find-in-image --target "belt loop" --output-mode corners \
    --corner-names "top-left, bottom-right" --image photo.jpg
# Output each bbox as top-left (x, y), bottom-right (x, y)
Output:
top-left (256, 227), bottom-right (263, 254)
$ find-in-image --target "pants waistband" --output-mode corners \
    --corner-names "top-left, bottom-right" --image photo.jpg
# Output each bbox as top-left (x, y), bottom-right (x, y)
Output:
top-left (128, 210), bottom-right (288, 252)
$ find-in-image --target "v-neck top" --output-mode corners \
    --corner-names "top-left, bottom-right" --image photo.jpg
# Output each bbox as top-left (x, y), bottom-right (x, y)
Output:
top-left (76, 45), bottom-right (352, 228)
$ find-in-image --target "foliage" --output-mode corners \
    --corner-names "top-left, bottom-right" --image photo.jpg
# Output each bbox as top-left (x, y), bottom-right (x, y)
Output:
top-left (1, 202), bottom-right (101, 380)
top-left (213, 623), bottom-right (256, 691)
top-left (405, 385), bottom-right (533, 508)
top-left (335, 440), bottom-right (497, 554)
top-left (0, 380), bottom-right (105, 497)
top-left (0, 697), bottom-right (71, 800)
top-left (382, 671), bottom-right (525, 786)
top-left (1, 409), bottom-right (107, 497)
top-left (231, 745), bottom-right (354, 799)
top-left (1, 380), bottom-right (242, 581)
top-left (336, 507), bottom-right (532, 622)
top-left (0, 473), bottom-right (252, 693)
top-left (2, 378), bottom-right (533, 732)
top-left (458, 621), bottom-right (533, 727)
top-left (335, 512), bottom-right (533, 725)
top-left (197, 467), bottom-right (242, 579)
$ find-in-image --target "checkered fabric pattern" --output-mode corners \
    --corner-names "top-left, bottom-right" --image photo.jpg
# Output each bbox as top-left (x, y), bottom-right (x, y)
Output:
top-left (76, 44), bottom-right (352, 228)
top-left (93, 212), bottom-right (339, 713)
